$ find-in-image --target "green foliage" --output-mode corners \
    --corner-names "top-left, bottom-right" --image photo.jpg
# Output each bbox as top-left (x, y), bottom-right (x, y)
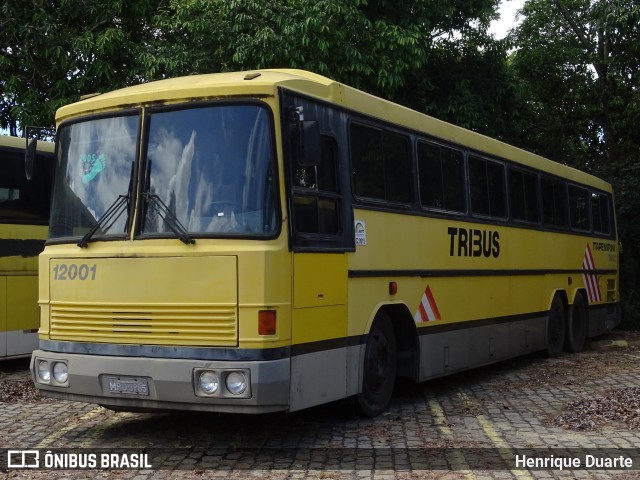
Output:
top-left (0, 0), bottom-right (162, 132)
top-left (2, 0), bottom-right (510, 137)
top-left (511, 0), bottom-right (640, 321)
top-left (510, 0), bottom-right (640, 171)
top-left (146, 0), bottom-right (512, 134)
top-left (150, 0), bottom-right (499, 95)
top-left (395, 29), bottom-right (520, 138)
top-left (508, 0), bottom-right (596, 168)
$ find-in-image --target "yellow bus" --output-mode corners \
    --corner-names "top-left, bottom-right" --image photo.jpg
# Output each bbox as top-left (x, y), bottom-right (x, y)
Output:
top-left (1, 135), bottom-right (54, 359)
top-left (30, 70), bottom-right (619, 415)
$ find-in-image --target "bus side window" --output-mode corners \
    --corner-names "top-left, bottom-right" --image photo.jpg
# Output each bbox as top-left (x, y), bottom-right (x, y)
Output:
top-left (569, 185), bottom-right (590, 231)
top-left (541, 176), bottom-right (568, 228)
top-left (509, 168), bottom-right (540, 224)
top-left (292, 136), bottom-right (340, 235)
top-left (383, 131), bottom-right (411, 204)
top-left (0, 150), bottom-right (50, 223)
top-left (350, 123), bottom-right (384, 200)
top-left (469, 155), bottom-right (506, 218)
top-left (417, 141), bottom-right (466, 213)
top-left (350, 123), bottom-right (411, 204)
top-left (591, 192), bottom-right (611, 235)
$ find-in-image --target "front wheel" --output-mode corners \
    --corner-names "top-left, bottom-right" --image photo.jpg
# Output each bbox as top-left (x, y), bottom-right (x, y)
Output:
top-left (355, 313), bottom-right (397, 417)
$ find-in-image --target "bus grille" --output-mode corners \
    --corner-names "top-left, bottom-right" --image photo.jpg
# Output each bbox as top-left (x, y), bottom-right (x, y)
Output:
top-left (49, 302), bottom-right (238, 346)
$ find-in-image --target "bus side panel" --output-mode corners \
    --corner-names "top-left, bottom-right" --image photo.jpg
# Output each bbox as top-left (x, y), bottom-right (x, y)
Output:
top-left (418, 329), bottom-right (470, 379)
top-left (289, 342), bottom-right (363, 412)
top-left (290, 253), bottom-right (349, 411)
top-left (0, 222), bottom-right (48, 357)
top-left (6, 276), bottom-right (39, 356)
top-left (587, 303), bottom-right (618, 337)
top-left (290, 347), bottom-right (345, 412)
top-left (416, 315), bottom-right (546, 382)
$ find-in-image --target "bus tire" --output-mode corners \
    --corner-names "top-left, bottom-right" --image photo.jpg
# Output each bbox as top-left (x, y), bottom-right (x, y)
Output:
top-left (544, 294), bottom-right (566, 357)
top-left (355, 313), bottom-right (397, 417)
top-left (565, 292), bottom-right (587, 353)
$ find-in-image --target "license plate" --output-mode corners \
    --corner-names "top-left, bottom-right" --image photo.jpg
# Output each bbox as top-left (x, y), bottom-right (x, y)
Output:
top-left (107, 376), bottom-right (149, 396)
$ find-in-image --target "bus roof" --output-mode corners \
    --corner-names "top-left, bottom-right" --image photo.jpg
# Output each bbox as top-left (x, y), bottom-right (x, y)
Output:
top-left (0, 134), bottom-right (54, 154)
top-left (56, 69), bottom-right (611, 192)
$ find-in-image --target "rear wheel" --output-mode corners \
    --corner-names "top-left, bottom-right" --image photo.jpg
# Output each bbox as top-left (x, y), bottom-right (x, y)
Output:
top-left (355, 313), bottom-right (397, 417)
top-left (545, 294), bottom-right (566, 357)
top-left (565, 292), bottom-right (588, 353)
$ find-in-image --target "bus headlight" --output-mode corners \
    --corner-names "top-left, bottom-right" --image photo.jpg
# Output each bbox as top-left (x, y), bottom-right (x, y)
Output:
top-left (194, 368), bottom-right (251, 398)
top-left (199, 371), bottom-right (219, 395)
top-left (53, 362), bottom-right (68, 383)
top-left (226, 371), bottom-right (247, 395)
top-left (37, 360), bottom-right (51, 383)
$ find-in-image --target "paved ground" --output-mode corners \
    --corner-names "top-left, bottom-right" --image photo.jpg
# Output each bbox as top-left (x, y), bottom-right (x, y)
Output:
top-left (1, 332), bottom-right (639, 479)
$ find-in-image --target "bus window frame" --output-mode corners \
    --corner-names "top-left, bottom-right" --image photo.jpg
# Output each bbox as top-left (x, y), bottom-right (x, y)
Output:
top-left (280, 90), bottom-right (355, 253)
top-left (136, 100), bottom-right (282, 241)
top-left (506, 165), bottom-right (542, 227)
top-left (348, 119), bottom-right (415, 210)
top-left (591, 190), bottom-right (613, 236)
top-left (50, 101), bottom-right (281, 245)
top-left (46, 109), bottom-right (141, 246)
top-left (416, 138), bottom-right (468, 216)
top-left (467, 153), bottom-right (508, 221)
top-left (568, 182), bottom-right (592, 233)
top-left (290, 135), bottom-right (343, 238)
top-left (0, 145), bottom-right (53, 226)
top-left (541, 174), bottom-right (570, 231)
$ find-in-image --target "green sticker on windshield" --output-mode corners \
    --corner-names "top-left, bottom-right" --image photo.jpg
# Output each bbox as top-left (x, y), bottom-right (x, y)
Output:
top-left (80, 153), bottom-right (105, 184)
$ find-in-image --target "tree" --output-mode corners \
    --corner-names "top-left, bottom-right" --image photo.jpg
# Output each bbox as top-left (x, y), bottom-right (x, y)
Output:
top-left (511, 0), bottom-right (640, 324)
top-left (149, 0), bottom-right (509, 121)
top-left (394, 27), bottom-right (521, 139)
top-left (2, 0), bottom-right (516, 137)
top-left (0, 0), bottom-right (161, 133)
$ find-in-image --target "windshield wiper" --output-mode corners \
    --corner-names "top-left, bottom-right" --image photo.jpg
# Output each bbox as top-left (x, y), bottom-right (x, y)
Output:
top-left (77, 194), bottom-right (129, 248)
top-left (144, 193), bottom-right (195, 245)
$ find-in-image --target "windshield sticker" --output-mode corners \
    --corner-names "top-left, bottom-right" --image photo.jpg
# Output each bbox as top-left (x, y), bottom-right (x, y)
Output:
top-left (80, 153), bottom-right (106, 184)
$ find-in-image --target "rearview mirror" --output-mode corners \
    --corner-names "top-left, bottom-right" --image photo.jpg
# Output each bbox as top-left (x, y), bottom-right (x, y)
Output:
top-left (25, 138), bottom-right (37, 181)
top-left (290, 106), bottom-right (321, 167)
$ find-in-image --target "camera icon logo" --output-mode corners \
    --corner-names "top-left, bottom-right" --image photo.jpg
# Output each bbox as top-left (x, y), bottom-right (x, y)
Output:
top-left (7, 450), bottom-right (40, 468)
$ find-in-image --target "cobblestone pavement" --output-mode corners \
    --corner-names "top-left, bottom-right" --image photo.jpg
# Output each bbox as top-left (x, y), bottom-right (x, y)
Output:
top-left (1, 332), bottom-right (640, 480)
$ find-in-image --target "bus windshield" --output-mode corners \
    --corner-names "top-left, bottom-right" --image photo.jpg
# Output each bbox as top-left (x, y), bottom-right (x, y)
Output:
top-left (142, 104), bottom-right (276, 237)
top-left (50, 115), bottom-right (138, 240)
top-left (50, 103), bottom-right (277, 242)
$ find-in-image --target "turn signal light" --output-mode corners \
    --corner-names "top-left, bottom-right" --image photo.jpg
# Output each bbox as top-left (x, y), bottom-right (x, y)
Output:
top-left (259, 310), bottom-right (277, 335)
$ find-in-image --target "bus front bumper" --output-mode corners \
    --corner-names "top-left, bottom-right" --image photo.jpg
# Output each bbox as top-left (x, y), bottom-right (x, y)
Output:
top-left (30, 349), bottom-right (290, 414)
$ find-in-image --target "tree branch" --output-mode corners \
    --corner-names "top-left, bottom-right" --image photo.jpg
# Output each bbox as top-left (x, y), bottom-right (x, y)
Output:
top-left (551, 0), bottom-right (591, 51)
top-left (551, 0), bottom-right (606, 79)
top-left (551, 0), bottom-right (616, 159)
